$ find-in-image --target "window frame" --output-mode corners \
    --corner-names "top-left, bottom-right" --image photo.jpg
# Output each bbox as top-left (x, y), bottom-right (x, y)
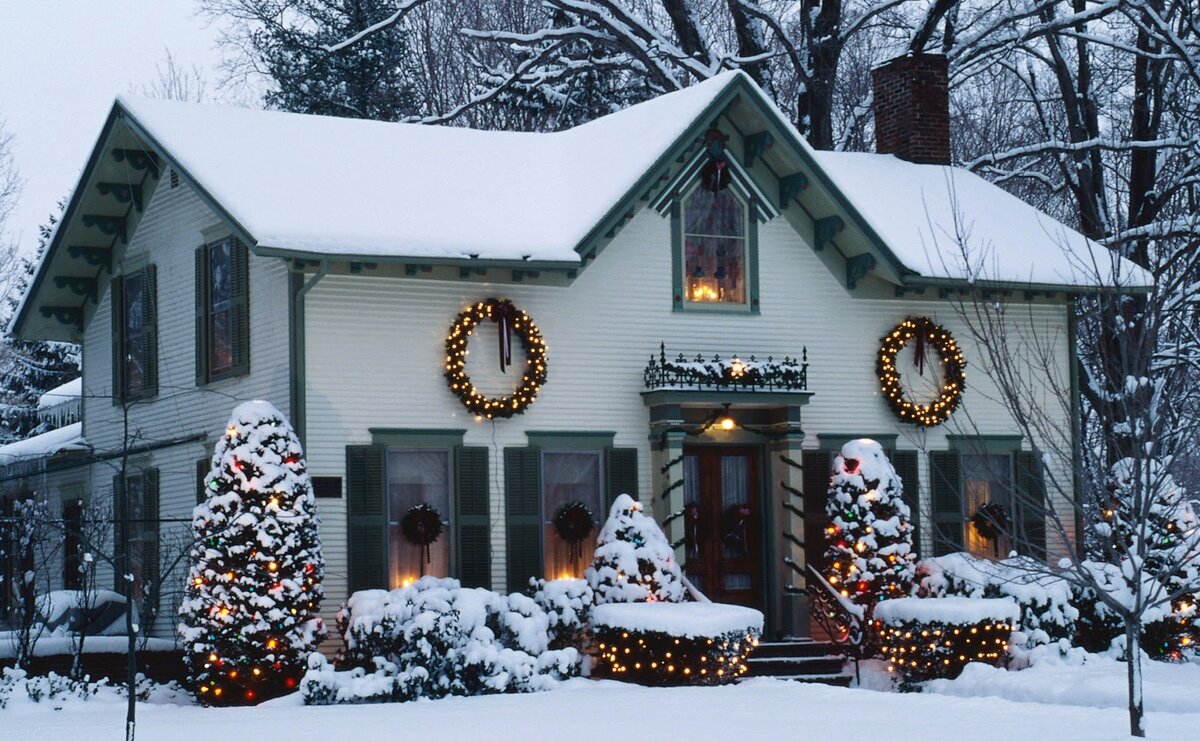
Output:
top-left (114, 469), bottom-right (158, 604)
top-left (539, 448), bottom-right (605, 581)
top-left (196, 236), bottom-right (249, 385)
top-left (671, 181), bottom-right (760, 314)
top-left (384, 446), bottom-right (456, 587)
top-left (114, 265), bottom-right (157, 402)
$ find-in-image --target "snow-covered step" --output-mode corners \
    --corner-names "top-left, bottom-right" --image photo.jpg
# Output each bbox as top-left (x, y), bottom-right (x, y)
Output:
top-left (746, 655), bottom-right (845, 676)
top-left (752, 640), bottom-right (838, 659)
top-left (764, 673), bottom-right (853, 687)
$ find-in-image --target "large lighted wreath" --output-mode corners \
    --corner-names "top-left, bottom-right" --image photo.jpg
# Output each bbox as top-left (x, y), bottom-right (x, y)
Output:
top-left (444, 298), bottom-right (547, 419)
top-left (877, 316), bottom-right (966, 427)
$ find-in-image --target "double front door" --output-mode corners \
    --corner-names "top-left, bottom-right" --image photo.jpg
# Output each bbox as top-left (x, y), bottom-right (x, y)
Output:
top-left (682, 446), bottom-right (763, 609)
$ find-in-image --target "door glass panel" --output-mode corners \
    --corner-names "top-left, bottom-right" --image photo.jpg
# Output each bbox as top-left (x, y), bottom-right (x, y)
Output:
top-left (723, 573), bottom-right (752, 591)
top-left (542, 451), bottom-right (602, 579)
top-left (683, 455), bottom-right (700, 504)
top-left (387, 449), bottom-right (451, 585)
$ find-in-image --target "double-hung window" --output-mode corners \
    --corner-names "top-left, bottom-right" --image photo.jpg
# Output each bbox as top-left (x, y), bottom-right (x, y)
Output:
top-left (195, 237), bottom-right (249, 384)
top-left (386, 449), bottom-right (453, 585)
top-left (682, 185), bottom-right (749, 306)
top-left (541, 451), bottom-right (604, 580)
top-left (112, 265), bottom-right (158, 401)
top-left (114, 469), bottom-right (159, 606)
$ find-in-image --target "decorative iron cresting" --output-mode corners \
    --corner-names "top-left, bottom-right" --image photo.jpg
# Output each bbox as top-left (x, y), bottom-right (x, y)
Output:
top-left (644, 343), bottom-right (808, 392)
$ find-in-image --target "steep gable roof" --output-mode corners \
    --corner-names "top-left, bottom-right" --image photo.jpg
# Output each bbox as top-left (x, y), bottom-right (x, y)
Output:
top-left (13, 71), bottom-right (1150, 342)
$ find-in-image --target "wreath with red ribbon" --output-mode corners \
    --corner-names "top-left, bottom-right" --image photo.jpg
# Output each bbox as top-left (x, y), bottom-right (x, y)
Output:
top-left (444, 299), bottom-right (548, 419)
top-left (877, 316), bottom-right (966, 427)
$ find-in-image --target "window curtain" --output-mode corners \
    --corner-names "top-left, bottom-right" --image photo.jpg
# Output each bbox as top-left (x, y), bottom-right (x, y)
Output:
top-left (542, 452), bottom-right (602, 579)
top-left (387, 450), bottom-right (451, 585)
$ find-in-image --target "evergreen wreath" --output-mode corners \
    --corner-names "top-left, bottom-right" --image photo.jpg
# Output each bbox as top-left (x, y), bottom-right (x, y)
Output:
top-left (444, 298), bottom-right (548, 419)
top-left (554, 501), bottom-right (596, 566)
top-left (401, 504), bottom-right (444, 566)
top-left (877, 316), bottom-right (966, 426)
top-left (970, 501), bottom-right (1009, 542)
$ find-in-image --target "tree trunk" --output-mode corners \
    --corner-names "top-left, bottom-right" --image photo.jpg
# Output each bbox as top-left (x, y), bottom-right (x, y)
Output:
top-left (1126, 621), bottom-right (1145, 737)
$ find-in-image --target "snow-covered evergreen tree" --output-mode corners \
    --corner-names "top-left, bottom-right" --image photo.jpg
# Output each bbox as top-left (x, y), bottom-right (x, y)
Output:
top-left (0, 206), bottom-right (80, 443)
top-left (586, 493), bottom-right (686, 604)
top-left (823, 439), bottom-right (916, 614)
top-left (180, 401), bottom-right (325, 705)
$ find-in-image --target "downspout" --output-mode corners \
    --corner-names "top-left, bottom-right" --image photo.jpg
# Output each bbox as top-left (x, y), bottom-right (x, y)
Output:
top-left (1068, 303), bottom-right (1084, 559)
top-left (290, 259), bottom-right (330, 445)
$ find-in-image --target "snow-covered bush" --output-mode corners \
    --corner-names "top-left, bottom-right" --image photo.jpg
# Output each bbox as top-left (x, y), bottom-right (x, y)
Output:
top-left (916, 554), bottom-right (1077, 651)
top-left (586, 494), bottom-right (686, 604)
top-left (591, 602), bottom-right (762, 686)
top-left (528, 577), bottom-right (593, 651)
top-left (876, 597), bottom-right (1018, 687)
top-left (179, 401), bottom-right (326, 706)
top-left (302, 577), bottom-right (580, 705)
top-left (0, 667), bottom-right (187, 710)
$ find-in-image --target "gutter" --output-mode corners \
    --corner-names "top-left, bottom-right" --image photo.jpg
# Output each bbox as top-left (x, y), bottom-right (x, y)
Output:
top-left (290, 259), bottom-right (330, 444)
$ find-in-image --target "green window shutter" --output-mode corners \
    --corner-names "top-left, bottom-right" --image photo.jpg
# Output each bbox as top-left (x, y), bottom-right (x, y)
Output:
top-left (504, 447), bottom-right (542, 592)
top-left (112, 474), bottom-right (125, 593)
top-left (1015, 450), bottom-right (1048, 560)
top-left (141, 265), bottom-right (159, 397)
top-left (346, 445), bottom-right (387, 593)
top-left (605, 447), bottom-right (638, 512)
top-left (929, 451), bottom-right (964, 555)
top-left (455, 446), bottom-right (491, 589)
top-left (802, 450), bottom-right (832, 572)
top-left (143, 468), bottom-right (160, 612)
top-left (892, 449), bottom-right (921, 558)
top-left (196, 458), bottom-right (210, 505)
top-left (230, 239), bottom-right (250, 377)
top-left (111, 276), bottom-right (124, 403)
top-left (195, 245), bottom-right (209, 385)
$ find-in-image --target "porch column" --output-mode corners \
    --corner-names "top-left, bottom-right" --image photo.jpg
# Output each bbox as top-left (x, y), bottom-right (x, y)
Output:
top-left (658, 429), bottom-right (688, 566)
top-left (775, 427), bottom-right (809, 637)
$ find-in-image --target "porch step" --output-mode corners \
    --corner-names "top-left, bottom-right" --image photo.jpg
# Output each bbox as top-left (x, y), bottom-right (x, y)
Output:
top-left (745, 639), bottom-right (848, 685)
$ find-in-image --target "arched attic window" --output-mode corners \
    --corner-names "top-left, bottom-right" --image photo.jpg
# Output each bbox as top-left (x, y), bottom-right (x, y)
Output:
top-left (683, 184), bottom-right (748, 305)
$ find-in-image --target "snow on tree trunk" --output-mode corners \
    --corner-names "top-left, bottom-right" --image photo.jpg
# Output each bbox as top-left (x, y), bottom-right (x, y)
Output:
top-left (1127, 620), bottom-right (1145, 737)
top-left (823, 440), bottom-right (917, 620)
top-left (586, 494), bottom-right (686, 604)
top-left (179, 401), bottom-right (326, 705)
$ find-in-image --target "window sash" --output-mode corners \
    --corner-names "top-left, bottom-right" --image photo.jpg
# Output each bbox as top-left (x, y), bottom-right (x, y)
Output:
top-left (122, 272), bottom-right (146, 396)
top-left (541, 450), bottom-right (603, 580)
top-left (961, 452), bottom-right (1014, 558)
top-left (681, 184), bottom-right (749, 306)
top-left (386, 449), bottom-right (452, 586)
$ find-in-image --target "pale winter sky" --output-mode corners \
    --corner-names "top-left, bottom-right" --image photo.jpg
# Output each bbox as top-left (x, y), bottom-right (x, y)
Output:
top-left (0, 1), bottom-right (230, 259)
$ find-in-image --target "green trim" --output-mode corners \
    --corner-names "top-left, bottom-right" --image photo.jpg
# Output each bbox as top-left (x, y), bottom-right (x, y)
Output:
top-left (816, 433), bottom-right (898, 451)
top-left (947, 434), bottom-right (1023, 453)
top-left (526, 431), bottom-right (616, 450)
top-left (288, 270), bottom-right (304, 442)
top-left (670, 201), bottom-right (684, 310)
top-left (748, 216), bottom-right (761, 313)
top-left (370, 428), bottom-right (467, 447)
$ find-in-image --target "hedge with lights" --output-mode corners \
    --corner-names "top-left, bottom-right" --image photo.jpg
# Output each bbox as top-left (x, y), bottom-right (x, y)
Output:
top-left (875, 598), bottom-right (1017, 686)
top-left (444, 298), bottom-right (547, 419)
top-left (180, 401), bottom-right (326, 706)
top-left (877, 316), bottom-right (965, 426)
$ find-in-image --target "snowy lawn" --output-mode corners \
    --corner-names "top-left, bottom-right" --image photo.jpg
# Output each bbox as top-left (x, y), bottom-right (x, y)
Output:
top-left (3, 670), bottom-right (1200, 741)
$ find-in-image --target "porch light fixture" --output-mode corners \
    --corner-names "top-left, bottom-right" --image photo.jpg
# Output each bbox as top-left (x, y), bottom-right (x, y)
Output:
top-left (719, 416), bottom-right (736, 431)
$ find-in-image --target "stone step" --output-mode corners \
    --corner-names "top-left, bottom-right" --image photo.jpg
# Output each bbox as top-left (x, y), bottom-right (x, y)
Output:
top-left (766, 673), bottom-right (853, 688)
top-left (746, 655), bottom-right (846, 677)
top-left (751, 640), bottom-right (839, 659)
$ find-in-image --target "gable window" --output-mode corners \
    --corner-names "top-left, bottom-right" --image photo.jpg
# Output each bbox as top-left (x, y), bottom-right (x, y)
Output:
top-left (387, 449), bottom-right (452, 585)
top-left (195, 238), bottom-right (249, 384)
top-left (542, 451), bottom-right (603, 580)
top-left (112, 265), bottom-right (158, 401)
top-left (683, 185), bottom-right (748, 305)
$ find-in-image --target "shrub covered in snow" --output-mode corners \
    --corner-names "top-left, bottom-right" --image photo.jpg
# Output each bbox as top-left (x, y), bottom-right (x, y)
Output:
top-left (179, 401), bottom-right (326, 706)
top-left (586, 494), bottom-right (686, 605)
top-left (0, 667), bottom-right (188, 710)
top-left (916, 553), bottom-right (1077, 651)
top-left (875, 597), bottom-right (1018, 687)
top-left (591, 602), bottom-right (762, 686)
top-left (528, 577), bottom-right (593, 651)
top-left (823, 440), bottom-right (916, 618)
top-left (301, 577), bottom-right (580, 705)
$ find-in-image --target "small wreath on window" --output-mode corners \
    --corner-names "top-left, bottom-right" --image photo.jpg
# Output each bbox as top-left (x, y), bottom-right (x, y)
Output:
top-left (970, 502), bottom-right (1009, 542)
top-left (401, 504), bottom-right (443, 567)
top-left (554, 501), bottom-right (595, 566)
top-left (444, 298), bottom-right (548, 419)
top-left (877, 316), bottom-right (966, 426)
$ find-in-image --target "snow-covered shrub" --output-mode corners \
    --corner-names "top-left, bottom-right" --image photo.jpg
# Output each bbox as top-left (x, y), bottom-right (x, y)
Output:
top-left (586, 494), bottom-right (686, 604)
top-left (875, 597), bottom-right (1018, 688)
top-left (528, 577), bottom-right (593, 651)
top-left (916, 554), bottom-right (1076, 651)
top-left (303, 577), bottom-right (579, 705)
top-left (590, 602), bottom-right (762, 686)
top-left (1069, 560), bottom-right (1179, 657)
top-left (179, 401), bottom-right (326, 706)
top-left (0, 667), bottom-right (188, 710)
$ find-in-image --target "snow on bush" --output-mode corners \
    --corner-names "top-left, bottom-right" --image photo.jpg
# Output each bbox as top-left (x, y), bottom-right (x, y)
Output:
top-left (916, 553), bottom-right (1077, 651)
top-left (0, 667), bottom-right (189, 710)
top-left (591, 602), bottom-right (762, 686)
top-left (528, 577), bottom-right (593, 651)
top-left (301, 577), bottom-right (581, 705)
top-left (586, 494), bottom-right (686, 604)
top-left (875, 597), bottom-right (1017, 687)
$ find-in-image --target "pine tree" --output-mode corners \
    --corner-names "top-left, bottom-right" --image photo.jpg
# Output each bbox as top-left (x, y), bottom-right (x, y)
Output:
top-left (823, 439), bottom-right (917, 614)
top-left (586, 493), bottom-right (686, 604)
top-left (248, 0), bottom-right (422, 121)
top-left (0, 206), bottom-right (80, 443)
top-left (180, 401), bottom-right (326, 705)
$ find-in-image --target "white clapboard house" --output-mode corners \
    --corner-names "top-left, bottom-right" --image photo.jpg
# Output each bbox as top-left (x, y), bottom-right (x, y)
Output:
top-left (5, 54), bottom-right (1148, 640)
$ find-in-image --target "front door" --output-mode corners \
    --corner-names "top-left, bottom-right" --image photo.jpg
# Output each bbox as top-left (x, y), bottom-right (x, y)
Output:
top-left (682, 446), bottom-right (763, 609)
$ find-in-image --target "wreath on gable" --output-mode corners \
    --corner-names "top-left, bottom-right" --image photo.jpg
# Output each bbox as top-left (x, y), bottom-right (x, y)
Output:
top-left (444, 298), bottom-right (548, 419)
top-left (877, 316), bottom-right (966, 427)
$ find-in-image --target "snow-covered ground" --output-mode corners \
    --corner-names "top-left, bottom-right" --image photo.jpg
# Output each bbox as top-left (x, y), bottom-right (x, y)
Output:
top-left (3, 660), bottom-right (1199, 741)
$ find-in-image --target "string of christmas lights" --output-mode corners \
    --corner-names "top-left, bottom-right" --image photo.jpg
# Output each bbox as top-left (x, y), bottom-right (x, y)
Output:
top-left (877, 316), bottom-right (966, 426)
top-left (592, 627), bottom-right (758, 686)
top-left (444, 298), bottom-right (548, 419)
top-left (878, 617), bottom-right (1014, 684)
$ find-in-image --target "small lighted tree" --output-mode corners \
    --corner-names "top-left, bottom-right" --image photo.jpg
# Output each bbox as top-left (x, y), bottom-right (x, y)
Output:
top-left (586, 493), bottom-right (686, 604)
top-left (179, 401), bottom-right (326, 705)
top-left (823, 439), bottom-right (916, 616)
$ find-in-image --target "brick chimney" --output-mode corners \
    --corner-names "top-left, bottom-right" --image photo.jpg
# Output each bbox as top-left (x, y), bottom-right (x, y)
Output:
top-left (871, 54), bottom-right (950, 165)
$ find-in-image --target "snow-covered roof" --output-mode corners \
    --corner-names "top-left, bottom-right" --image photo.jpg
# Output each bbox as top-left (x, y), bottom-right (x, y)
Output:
top-left (811, 151), bottom-right (1150, 288)
top-left (0, 422), bottom-right (87, 465)
top-left (37, 377), bottom-right (82, 411)
top-left (117, 73), bottom-right (734, 263)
